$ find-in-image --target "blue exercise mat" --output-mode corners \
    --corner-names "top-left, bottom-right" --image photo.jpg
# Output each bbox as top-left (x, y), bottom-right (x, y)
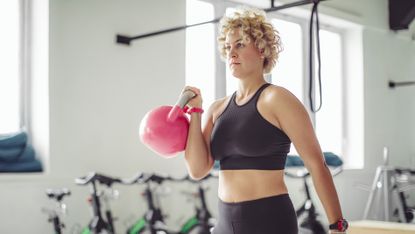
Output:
top-left (0, 159), bottom-right (42, 172)
top-left (0, 132), bottom-right (27, 148)
top-left (0, 147), bottom-right (25, 162)
top-left (286, 152), bottom-right (343, 167)
top-left (0, 131), bottom-right (43, 172)
top-left (0, 144), bottom-right (36, 163)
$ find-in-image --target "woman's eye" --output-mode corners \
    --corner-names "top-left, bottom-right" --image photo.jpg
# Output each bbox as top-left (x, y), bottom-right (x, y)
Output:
top-left (224, 46), bottom-right (231, 51)
top-left (236, 42), bottom-right (244, 48)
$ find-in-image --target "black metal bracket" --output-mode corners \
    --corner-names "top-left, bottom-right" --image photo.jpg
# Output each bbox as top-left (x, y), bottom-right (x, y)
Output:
top-left (116, 0), bottom-right (328, 46)
top-left (389, 80), bottom-right (415, 88)
top-left (116, 19), bottom-right (220, 45)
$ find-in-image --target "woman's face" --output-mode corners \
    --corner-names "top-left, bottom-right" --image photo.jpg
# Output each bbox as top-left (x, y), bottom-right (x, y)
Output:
top-left (225, 28), bottom-right (264, 79)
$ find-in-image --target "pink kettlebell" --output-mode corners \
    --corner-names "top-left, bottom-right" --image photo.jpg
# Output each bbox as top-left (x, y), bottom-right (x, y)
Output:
top-left (139, 90), bottom-right (196, 158)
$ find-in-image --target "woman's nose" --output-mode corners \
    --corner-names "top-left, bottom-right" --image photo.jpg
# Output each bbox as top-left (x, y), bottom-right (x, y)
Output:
top-left (228, 49), bottom-right (237, 58)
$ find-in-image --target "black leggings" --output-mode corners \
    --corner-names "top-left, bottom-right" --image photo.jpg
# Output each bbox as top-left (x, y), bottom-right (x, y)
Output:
top-left (211, 193), bottom-right (298, 234)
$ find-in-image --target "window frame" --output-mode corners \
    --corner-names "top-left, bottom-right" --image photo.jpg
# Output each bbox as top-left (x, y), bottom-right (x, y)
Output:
top-left (20, 0), bottom-right (31, 135)
top-left (215, 6), bottom-right (362, 169)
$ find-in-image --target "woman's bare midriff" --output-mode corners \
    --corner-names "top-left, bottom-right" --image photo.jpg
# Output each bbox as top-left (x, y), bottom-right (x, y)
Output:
top-left (218, 169), bottom-right (288, 203)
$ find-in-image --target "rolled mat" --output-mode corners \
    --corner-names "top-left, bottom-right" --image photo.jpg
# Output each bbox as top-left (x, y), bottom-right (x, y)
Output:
top-left (0, 132), bottom-right (27, 148)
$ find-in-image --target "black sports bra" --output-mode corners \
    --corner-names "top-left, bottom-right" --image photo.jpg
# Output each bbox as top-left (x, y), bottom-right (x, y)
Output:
top-left (210, 83), bottom-right (291, 170)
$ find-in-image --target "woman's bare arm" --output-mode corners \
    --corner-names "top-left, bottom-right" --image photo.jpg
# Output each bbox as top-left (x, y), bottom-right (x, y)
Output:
top-left (267, 86), bottom-right (343, 224)
top-left (184, 106), bottom-right (215, 180)
top-left (184, 92), bottom-right (227, 180)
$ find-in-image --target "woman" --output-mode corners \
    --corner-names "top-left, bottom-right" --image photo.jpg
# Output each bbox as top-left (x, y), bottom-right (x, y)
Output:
top-left (183, 7), bottom-right (347, 234)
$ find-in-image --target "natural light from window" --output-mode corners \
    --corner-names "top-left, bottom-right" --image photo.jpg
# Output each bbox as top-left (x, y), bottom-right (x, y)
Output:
top-left (219, 8), bottom-right (362, 168)
top-left (186, 0), bottom-right (215, 124)
top-left (271, 19), bottom-right (303, 102)
top-left (315, 30), bottom-right (343, 156)
top-left (271, 19), bottom-right (303, 156)
top-left (0, 1), bottom-right (20, 134)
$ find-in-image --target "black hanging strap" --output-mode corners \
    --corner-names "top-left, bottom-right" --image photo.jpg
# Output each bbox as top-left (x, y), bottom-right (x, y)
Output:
top-left (308, 0), bottom-right (323, 112)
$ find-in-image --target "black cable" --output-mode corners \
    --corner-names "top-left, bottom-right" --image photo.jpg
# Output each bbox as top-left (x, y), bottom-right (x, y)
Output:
top-left (309, 0), bottom-right (323, 112)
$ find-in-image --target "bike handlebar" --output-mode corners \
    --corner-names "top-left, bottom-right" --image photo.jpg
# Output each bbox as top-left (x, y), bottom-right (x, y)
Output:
top-left (46, 188), bottom-right (71, 202)
top-left (75, 172), bottom-right (122, 187)
top-left (122, 172), bottom-right (218, 185)
top-left (122, 172), bottom-right (179, 185)
top-left (284, 165), bottom-right (343, 179)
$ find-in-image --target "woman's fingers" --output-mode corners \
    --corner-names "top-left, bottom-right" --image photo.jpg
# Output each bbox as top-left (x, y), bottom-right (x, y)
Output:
top-left (182, 86), bottom-right (203, 108)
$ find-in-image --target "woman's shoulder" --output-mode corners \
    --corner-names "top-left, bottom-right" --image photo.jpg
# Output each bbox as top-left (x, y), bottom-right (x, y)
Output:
top-left (210, 95), bottom-right (232, 110)
top-left (208, 95), bottom-right (233, 122)
top-left (260, 84), bottom-right (306, 117)
top-left (263, 84), bottom-right (299, 104)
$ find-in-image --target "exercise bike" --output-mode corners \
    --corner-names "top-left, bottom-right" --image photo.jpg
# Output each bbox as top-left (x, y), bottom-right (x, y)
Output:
top-left (76, 172), bottom-right (122, 234)
top-left (41, 188), bottom-right (71, 234)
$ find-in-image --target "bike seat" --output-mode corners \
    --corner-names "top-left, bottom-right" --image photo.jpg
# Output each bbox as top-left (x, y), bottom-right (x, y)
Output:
top-left (46, 188), bottom-right (71, 202)
top-left (75, 172), bottom-right (122, 187)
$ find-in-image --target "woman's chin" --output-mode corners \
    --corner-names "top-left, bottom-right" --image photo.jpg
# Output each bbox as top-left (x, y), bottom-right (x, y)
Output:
top-left (231, 71), bottom-right (243, 79)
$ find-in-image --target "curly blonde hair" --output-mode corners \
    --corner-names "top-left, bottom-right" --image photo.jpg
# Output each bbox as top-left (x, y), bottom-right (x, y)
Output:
top-left (217, 7), bottom-right (283, 74)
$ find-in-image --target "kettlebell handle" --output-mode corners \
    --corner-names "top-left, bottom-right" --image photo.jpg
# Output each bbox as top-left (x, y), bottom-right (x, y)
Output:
top-left (167, 90), bottom-right (196, 122)
top-left (176, 90), bottom-right (196, 108)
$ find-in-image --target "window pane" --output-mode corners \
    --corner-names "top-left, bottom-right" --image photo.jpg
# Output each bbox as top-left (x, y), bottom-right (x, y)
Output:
top-left (271, 19), bottom-right (303, 102)
top-left (271, 19), bottom-right (303, 156)
top-left (315, 30), bottom-right (343, 155)
top-left (186, 0), bottom-right (214, 123)
top-left (225, 17), bottom-right (304, 156)
top-left (0, 1), bottom-right (20, 134)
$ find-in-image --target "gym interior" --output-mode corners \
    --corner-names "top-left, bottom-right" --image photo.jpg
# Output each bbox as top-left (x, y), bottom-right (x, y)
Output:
top-left (0, 0), bottom-right (414, 233)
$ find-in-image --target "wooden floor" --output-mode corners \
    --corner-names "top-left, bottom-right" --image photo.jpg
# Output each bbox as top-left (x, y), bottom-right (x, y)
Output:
top-left (348, 220), bottom-right (415, 234)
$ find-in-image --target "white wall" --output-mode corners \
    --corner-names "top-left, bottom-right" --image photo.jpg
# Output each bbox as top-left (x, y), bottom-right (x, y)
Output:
top-left (0, 0), bottom-right (199, 233)
top-left (0, 0), bottom-right (414, 233)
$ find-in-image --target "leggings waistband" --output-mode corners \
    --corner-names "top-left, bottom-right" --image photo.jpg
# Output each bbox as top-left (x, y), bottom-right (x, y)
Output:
top-left (219, 193), bottom-right (290, 206)
top-left (213, 193), bottom-right (298, 234)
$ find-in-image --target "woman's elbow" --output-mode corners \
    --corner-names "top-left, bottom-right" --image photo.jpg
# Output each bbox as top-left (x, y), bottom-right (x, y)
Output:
top-left (188, 170), bottom-right (210, 181)
top-left (187, 161), bottom-right (213, 180)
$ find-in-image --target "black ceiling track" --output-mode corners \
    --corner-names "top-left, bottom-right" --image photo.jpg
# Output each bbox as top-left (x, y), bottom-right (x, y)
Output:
top-left (116, 0), bottom-right (328, 45)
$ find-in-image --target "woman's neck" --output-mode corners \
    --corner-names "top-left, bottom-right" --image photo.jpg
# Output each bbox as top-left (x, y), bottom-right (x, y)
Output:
top-left (237, 76), bottom-right (267, 99)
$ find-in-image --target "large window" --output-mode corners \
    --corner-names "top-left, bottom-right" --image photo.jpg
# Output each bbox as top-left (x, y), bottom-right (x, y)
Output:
top-left (314, 29), bottom-right (343, 157)
top-left (0, 1), bottom-right (44, 173)
top-left (270, 21), bottom-right (345, 159)
top-left (271, 19), bottom-right (303, 102)
top-left (224, 10), bottom-right (363, 168)
top-left (271, 19), bottom-right (304, 156)
top-left (0, 1), bottom-right (22, 134)
top-left (186, 0), bottom-right (215, 124)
